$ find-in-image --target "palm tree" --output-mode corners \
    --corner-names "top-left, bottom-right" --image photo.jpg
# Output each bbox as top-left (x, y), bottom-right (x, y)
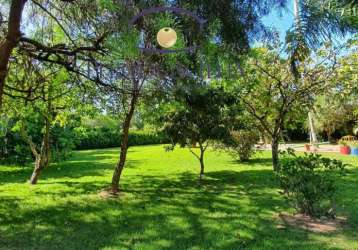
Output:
top-left (288, 0), bottom-right (357, 68)
top-left (288, 0), bottom-right (357, 147)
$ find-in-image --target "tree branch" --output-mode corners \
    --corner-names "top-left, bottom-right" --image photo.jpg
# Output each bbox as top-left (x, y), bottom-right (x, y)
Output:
top-left (30, 0), bottom-right (75, 45)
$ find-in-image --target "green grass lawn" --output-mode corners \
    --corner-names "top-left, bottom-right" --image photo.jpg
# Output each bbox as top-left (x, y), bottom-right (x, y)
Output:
top-left (0, 145), bottom-right (358, 250)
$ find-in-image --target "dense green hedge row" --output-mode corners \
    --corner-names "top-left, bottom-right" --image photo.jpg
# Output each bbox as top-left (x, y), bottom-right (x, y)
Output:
top-left (0, 124), bottom-right (76, 165)
top-left (1, 121), bottom-right (168, 164)
top-left (75, 130), bottom-right (169, 150)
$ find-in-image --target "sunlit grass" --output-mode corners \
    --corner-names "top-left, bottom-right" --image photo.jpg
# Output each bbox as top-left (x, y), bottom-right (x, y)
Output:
top-left (0, 145), bottom-right (357, 249)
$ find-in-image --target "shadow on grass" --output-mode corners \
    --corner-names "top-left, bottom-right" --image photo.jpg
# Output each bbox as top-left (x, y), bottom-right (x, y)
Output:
top-left (0, 148), bottom-right (143, 185)
top-left (228, 157), bottom-right (273, 168)
top-left (0, 160), bottom-right (141, 186)
top-left (0, 166), bottom-right (33, 184)
top-left (0, 168), bottom-right (340, 250)
top-left (335, 167), bottom-right (358, 244)
top-left (1, 147), bottom-right (356, 249)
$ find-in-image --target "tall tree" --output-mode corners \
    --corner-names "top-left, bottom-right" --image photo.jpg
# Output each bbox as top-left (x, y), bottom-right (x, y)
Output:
top-left (0, 0), bottom-right (109, 111)
top-left (109, 58), bottom-right (155, 194)
top-left (0, 0), bottom-right (27, 109)
top-left (287, 0), bottom-right (358, 146)
top-left (102, 0), bottom-right (288, 194)
top-left (6, 55), bottom-right (76, 184)
top-left (314, 42), bottom-right (358, 139)
top-left (237, 46), bottom-right (340, 171)
top-left (287, 0), bottom-right (357, 76)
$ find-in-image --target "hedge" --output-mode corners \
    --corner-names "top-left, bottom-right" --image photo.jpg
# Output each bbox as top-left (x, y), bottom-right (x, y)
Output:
top-left (75, 130), bottom-right (169, 150)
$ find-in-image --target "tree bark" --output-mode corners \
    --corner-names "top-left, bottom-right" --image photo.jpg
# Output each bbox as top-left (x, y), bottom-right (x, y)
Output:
top-left (271, 136), bottom-right (280, 172)
top-left (30, 157), bottom-right (43, 185)
top-left (293, 0), bottom-right (299, 22)
top-left (0, 0), bottom-right (27, 110)
top-left (198, 143), bottom-right (205, 180)
top-left (29, 116), bottom-right (50, 185)
top-left (199, 156), bottom-right (205, 180)
top-left (327, 129), bottom-right (334, 143)
top-left (111, 94), bottom-right (138, 194)
top-left (308, 111), bottom-right (318, 144)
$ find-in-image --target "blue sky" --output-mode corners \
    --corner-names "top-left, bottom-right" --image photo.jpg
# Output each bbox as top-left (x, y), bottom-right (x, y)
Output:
top-left (261, 0), bottom-right (295, 41)
top-left (261, 0), bottom-right (352, 46)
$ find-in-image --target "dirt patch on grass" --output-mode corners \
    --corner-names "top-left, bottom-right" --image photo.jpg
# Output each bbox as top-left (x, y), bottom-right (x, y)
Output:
top-left (276, 213), bottom-right (346, 233)
top-left (98, 189), bottom-right (122, 199)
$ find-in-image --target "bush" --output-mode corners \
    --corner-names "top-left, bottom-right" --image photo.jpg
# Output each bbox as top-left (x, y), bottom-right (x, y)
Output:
top-left (228, 130), bottom-right (259, 161)
top-left (0, 133), bottom-right (32, 165)
top-left (74, 129), bottom-right (169, 150)
top-left (278, 149), bottom-right (346, 218)
top-left (128, 131), bottom-right (169, 146)
top-left (0, 119), bottom-right (77, 165)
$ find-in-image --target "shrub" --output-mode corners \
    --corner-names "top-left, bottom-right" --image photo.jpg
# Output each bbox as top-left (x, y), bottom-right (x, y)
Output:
top-left (0, 119), bottom-right (77, 165)
top-left (128, 131), bottom-right (169, 147)
top-left (74, 129), bottom-right (169, 150)
top-left (278, 149), bottom-right (346, 218)
top-left (228, 130), bottom-right (259, 161)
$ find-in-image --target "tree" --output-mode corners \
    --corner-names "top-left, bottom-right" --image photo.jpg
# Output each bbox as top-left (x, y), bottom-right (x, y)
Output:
top-left (237, 46), bottom-right (341, 171)
top-left (109, 58), bottom-right (156, 194)
top-left (287, 0), bottom-right (358, 145)
top-left (0, 0), bottom-right (109, 110)
top-left (101, 0), bottom-right (288, 194)
top-left (6, 56), bottom-right (77, 184)
top-left (288, 0), bottom-right (358, 77)
top-left (313, 43), bottom-right (358, 140)
top-left (314, 95), bottom-right (358, 140)
top-left (0, 0), bottom-right (28, 109)
top-left (163, 84), bottom-right (234, 180)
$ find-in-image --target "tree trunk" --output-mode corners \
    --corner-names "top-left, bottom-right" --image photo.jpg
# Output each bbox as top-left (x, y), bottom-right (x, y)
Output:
top-left (199, 154), bottom-right (205, 180)
top-left (198, 143), bottom-right (206, 180)
top-left (271, 136), bottom-right (280, 172)
top-left (327, 129), bottom-right (334, 143)
top-left (42, 115), bottom-right (51, 168)
top-left (29, 116), bottom-right (50, 185)
top-left (30, 157), bottom-right (43, 184)
top-left (29, 150), bottom-right (49, 185)
top-left (308, 111), bottom-right (318, 144)
top-left (293, 0), bottom-right (299, 21)
top-left (0, 0), bottom-right (27, 110)
top-left (111, 95), bottom-right (137, 194)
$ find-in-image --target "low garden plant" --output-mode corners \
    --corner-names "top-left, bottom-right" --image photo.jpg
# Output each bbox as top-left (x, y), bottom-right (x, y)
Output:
top-left (277, 149), bottom-right (346, 218)
top-left (228, 130), bottom-right (259, 162)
